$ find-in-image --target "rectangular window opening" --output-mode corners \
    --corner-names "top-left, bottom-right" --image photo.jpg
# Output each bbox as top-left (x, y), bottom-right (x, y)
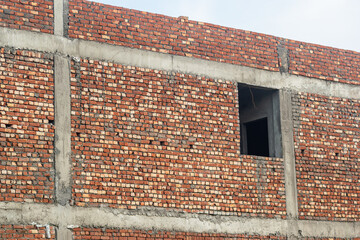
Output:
top-left (238, 83), bottom-right (282, 158)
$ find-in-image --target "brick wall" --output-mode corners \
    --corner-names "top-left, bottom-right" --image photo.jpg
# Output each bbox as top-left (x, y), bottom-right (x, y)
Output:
top-left (70, 58), bottom-right (286, 218)
top-left (284, 39), bottom-right (360, 85)
top-left (68, 0), bottom-right (360, 85)
top-left (0, 47), bottom-right (54, 203)
top-left (1, 0), bottom-right (360, 238)
top-left (293, 92), bottom-right (360, 221)
top-left (68, 1), bottom-right (279, 71)
top-left (0, 224), bottom-right (56, 239)
top-left (0, 0), bottom-right (54, 34)
top-left (72, 228), bottom-right (285, 239)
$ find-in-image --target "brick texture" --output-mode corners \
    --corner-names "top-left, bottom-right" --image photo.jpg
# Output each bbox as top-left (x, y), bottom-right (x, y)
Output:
top-left (0, 224), bottom-right (56, 240)
top-left (293, 92), bottom-right (360, 221)
top-left (68, 0), bottom-right (360, 85)
top-left (0, 47), bottom-right (54, 203)
top-left (72, 228), bottom-right (285, 240)
top-left (70, 58), bottom-right (286, 218)
top-left (0, 0), bottom-right (54, 34)
top-left (284, 39), bottom-right (360, 85)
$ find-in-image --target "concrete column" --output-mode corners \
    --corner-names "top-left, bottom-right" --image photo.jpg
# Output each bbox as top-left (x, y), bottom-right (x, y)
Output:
top-left (54, 0), bottom-right (69, 36)
top-left (54, 55), bottom-right (72, 205)
top-left (279, 89), bottom-right (299, 219)
top-left (54, 54), bottom-right (72, 239)
top-left (56, 225), bottom-right (73, 240)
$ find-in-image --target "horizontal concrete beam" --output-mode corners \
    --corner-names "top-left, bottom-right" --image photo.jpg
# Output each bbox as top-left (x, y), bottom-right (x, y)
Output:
top-left (0, 27), bottom-right (359, 100)
top-left (0, 202), bottom-right (359, 238)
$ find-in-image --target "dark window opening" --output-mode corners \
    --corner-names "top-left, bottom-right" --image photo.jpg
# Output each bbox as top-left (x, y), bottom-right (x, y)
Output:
top-left (244, 118), bottom-right (269, 157)
top-left (238, 83), bottom-right (282, 158)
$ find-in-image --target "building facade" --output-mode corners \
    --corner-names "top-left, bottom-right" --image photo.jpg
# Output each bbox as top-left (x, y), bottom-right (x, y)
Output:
top-left (0, 0), bottom-right (359, 239)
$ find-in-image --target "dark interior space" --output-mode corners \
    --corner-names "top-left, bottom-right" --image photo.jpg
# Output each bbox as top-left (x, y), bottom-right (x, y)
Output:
top-left (245, 118), bottom-right (269, 157)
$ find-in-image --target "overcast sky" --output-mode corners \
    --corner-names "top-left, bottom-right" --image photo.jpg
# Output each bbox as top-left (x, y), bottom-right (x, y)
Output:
top-left (93, 0), bottom-right (360, 52)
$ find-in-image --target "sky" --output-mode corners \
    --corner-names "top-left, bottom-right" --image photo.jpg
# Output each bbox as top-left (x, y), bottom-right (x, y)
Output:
top-left (92, 0), bottom-right (360, 52)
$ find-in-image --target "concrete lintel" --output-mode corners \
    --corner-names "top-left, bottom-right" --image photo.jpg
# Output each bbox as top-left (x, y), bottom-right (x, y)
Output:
top-left (0, 202), bottom-right (359, 238)
top-left (54, 55), bottom-right (72, 206)
top-left (0, 27), bottom-right (360, 100)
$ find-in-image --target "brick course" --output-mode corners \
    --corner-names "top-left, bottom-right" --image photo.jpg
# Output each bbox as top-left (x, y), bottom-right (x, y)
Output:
top-left (68, 0), bottom-right (360, 85)
top-left (0, 0), bottom-right (54, 34)
top-left (72, 228), bottom-right (285, 240)
top-left (293, 92), bottom-right (360, 221)
top-left (284, 40), bottom-right (360, 85)
top-left (0, 47), bottom-right (54, 203)
top-left (70, 58), bottom-right (286, 218)
top-left (0, 224), bottom-right (56, 239)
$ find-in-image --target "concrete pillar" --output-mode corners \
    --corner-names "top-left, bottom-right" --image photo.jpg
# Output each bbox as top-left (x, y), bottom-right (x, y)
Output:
top-left (54, 55), bottom-right (73, 239)
top-left (56, 225), bottom-right (73, 240)
top-left (54, 0), bottom-right (69, 36)
top-left (54, 55), bottom-right (71, 206)
top-left (279, 89), bottom-right (299, 219)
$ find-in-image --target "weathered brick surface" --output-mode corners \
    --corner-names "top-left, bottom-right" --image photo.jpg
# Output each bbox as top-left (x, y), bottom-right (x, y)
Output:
top-left (0, 47), bottom-right (54, 203)
top-left (0, 0), bottom-right (54, 34)
top-left (293, 92), bottom-right (360, 221)
top-left (0, 224), bottom-right (56, 239)
top-left (70, 58), bottom-right (286, 218)
top-left (72, 228), bottom-right (285, 239)
top-left (68, 0), bottom-right (280, 71)
top-left (68, 0), bottom-right (360, 85)
top-left (284, 39), bottom-right (360, 85)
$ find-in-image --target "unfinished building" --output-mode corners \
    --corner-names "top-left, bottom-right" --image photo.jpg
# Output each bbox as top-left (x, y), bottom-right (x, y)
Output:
top-left (0, 0), bottom-right (359, 239)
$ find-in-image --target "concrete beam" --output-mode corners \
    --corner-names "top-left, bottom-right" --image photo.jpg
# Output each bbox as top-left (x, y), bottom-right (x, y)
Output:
top-left (54, 55), bottom-right (72, 206)
top-left (0, 202), bottom-right (359, 238)
top-left (0, 27), bottom-right (359, 100)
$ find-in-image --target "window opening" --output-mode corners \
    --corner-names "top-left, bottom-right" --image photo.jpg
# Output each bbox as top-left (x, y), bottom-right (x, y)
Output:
top-left (238, 83), bottom-right (282, 158)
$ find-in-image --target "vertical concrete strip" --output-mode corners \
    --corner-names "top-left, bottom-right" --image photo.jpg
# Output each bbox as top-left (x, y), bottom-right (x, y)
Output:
top-left (277, 44), bottom-right (289, 74)
top-left (54, 0), bottom-right (69, 36)
top-left (57, 226), bottom-right (73, 240)
top-left (55, 55), bottom-right (71, 206)
top-left (279, 89), bottom-right (299, 219)
top-left (54, 55), bottom-right (73, 239)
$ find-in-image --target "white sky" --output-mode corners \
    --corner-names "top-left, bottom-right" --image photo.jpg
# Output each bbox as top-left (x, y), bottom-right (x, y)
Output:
top-left (92, 0), bottom-right (360, 52)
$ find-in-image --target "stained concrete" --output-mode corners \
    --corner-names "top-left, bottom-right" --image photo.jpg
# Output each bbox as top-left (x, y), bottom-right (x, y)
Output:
top-left (0, 202), bottom-right (359, 238)
top-left (280, 89), bottom-right (299, 219)
top-left (54, 55), bottom-right (72, 206)
top-left (277, 43), bottom-right (289, 74)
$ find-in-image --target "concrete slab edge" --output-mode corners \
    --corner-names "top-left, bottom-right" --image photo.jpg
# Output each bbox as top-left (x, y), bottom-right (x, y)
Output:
top-left (0, 202), bottom-right (359, 238)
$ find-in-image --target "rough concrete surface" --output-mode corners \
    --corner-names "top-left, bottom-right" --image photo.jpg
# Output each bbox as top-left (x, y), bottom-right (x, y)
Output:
top-left (0, 202), bottom-right (359, 238)
top-left (280, 90), bottom-right (299, 219)
top-left (54, 55), bottom-right (72, 206)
